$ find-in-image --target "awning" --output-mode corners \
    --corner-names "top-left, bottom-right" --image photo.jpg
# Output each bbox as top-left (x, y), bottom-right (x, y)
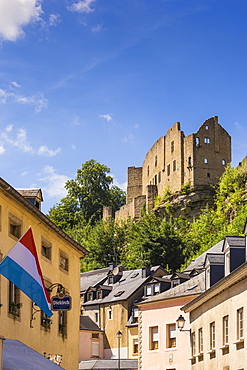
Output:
top-left (3, 339), bottom-right (65, 370)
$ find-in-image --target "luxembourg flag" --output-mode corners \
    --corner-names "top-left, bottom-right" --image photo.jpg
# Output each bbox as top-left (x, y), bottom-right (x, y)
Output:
top-left (0, 227), bottom-right (53, 317)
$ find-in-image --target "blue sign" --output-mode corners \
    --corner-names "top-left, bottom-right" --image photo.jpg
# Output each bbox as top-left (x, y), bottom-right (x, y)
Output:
top-left (51, 296), bottom-right (72, 311)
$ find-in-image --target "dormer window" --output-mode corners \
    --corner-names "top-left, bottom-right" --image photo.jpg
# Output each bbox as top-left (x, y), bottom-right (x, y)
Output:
top-left (88, 292), bottom-right (94, 301)
top-left (154, 283), bottom-right (160, 295)
top-left (146, 285), bottom-right (152, 296)
top-left (171, 280), bottom-right (179, 288)
top-left (97, 291), bottom-right (102, 299)
top-left (108, 276), bottom-right (114, 285)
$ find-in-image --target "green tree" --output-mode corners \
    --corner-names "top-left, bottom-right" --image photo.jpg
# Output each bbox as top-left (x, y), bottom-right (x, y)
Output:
top-left (48, 159), bottom-right (126, 227)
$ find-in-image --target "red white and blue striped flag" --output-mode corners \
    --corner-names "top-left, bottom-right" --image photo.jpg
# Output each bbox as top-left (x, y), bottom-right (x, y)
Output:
top-left (0, 227), bottom-right (53, 317)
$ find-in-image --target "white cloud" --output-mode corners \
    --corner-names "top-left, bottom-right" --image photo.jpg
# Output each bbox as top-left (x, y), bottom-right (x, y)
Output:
top-left (0, 88), bottom-right (48, 112)
top-left (92, 24), bottom-right (103, 33)
top-left (1, 126), bottom-right (34, 153)
top-left (49, 13), bottom-right (60, 27)
top-left (10, 81), bottom-right (21, 88)
top-left (69, 0), bottom-right (96, 13)
top-left (71, 115), bottom-right (80, 126)
top-left (112, 177), bottom-right (127, 192)
top-left (0, 0), bottom-right (42, 41)
top-left (37, 145), bottom-right (61, 157)
top-left (39, 165), bottom-right (70, 198)
top-left (0, 146), bottom-right (5, 154)
top-left (21, 171), bottom-right (28, 176)
top-left (99, 114), bottom-right (113, 122)
top-left (121, 134), bottom-right (135, 143)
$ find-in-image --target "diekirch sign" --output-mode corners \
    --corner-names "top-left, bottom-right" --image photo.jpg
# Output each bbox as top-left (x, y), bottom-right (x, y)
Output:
top-left (51, 292), bottom-right (72, 311)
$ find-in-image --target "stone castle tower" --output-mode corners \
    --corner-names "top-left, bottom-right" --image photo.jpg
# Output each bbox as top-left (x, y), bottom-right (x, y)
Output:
top-left (115, 116), bottom-right (231, 220)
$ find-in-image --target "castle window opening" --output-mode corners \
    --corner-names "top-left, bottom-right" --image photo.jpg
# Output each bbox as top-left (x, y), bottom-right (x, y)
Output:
top-left (154, 175), bottom-right (157, 185)
top-left (147, 165), bottom-right (149, 176)
top-left (171, 141), bottom-right (174, 153)
top-left (167, 164), bottom-right (170, 176)
top-left (222, 159), bottom-right (226, 165)
top-left (207, 173), bottom-right (210, 178)
top-left (173, 160), bottom-right (176, 172)
top-left (155, 155), bottom-right (157, 167)
top-left (204, 138), bottom-right (210, 144)
top-left (205, 125), bottom-right (209, 130)
top-left (204, 158), bottom-right (208, 164)
top-left (188, 157), bottom-right (192, 166)
top-left (195, 137), bottom-right (200, 147)
top-left (158, 171), bottom-right (161, 183)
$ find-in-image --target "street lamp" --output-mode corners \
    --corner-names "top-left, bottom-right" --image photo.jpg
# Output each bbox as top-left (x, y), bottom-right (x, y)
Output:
top-left (116, 330), bottom-right (122, 370)
top-left (176, 314), bottom-right (191, 333)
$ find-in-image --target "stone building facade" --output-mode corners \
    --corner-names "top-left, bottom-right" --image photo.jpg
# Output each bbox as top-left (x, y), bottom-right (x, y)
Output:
top-left (115, 116), bottom-right (231, 220)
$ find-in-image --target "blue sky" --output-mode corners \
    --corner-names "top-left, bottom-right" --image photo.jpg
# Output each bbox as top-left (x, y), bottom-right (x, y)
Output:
top-left (0, 0), bottom-right (247, 214)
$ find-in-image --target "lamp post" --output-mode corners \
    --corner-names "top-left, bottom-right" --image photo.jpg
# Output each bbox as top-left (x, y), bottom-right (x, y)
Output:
top-left (176, 314), bottom-right (191, 333)
top-left (116, 330), bottom-right (122, 370)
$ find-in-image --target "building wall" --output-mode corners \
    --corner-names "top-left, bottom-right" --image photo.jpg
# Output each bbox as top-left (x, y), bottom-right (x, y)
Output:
top-left (128, 326), bottom-right (138, 359)
top-left (188, 276), bottom-right (247, 370)
top-left (0, 185), bottom-right (86, 370)
top-left (116, 117), bottom-right (231, 221)
top-left (138, 297), bottom-right (195, 370)
top-left (79, 330), bottom-right (104, 362)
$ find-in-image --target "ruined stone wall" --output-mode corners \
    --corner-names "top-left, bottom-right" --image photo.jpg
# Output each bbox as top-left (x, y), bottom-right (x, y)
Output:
top-left (116, 117), bottom-right (231, 221)
top-left (126, 166), bottom-right (142, 204)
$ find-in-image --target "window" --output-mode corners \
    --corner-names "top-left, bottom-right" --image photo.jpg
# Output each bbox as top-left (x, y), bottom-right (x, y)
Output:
top-left (171, 141), bottom-right (174, 153)
top-left (210, 322), bottom-right (215, 350)
top-left (146, 285), bottom-right (152, 296)
top-left (133, 307), bottom-right (138, 323)
top-left (222, 159), bottom-right (226, 165)
top-left (88, 292), bottom-right (93, 301)
top-left (154, 283), bottom-right (160, 295)
top-left (41, 238), bottom-right (52, 260)
top-left (154, 174), bottom-right (157, 185)
top-left (97, 291), bottom-right (102, 299)
top-left (173, 160), bottom-right (176, 172)
top-left (92, 341), bottom-right (99, 357)
top-left (92, 333), bottom-right (99, 338)
top-left (204, 158), bottom-right (208, 164)
top-left (167, 324), bottom-right (176, 348)
top-left (167, 164), bottom-right (170, 176)
top-left (59, 251), bottom-right (69, 272)
top-left (114, 290), bottom-right (124, 297)
top-left (58, 310), bottom-right (67, 336)
top-left (207, 173), bottom-right (210, 178)
top-left (171, 280), bottom-right (179, 288)
top-left (188, 157), bottom-right (192, 166)
top-left (158, 171), bottom-right (161, 183)
top-left (133, 339), bottom-right (138, 354)
top-left (205, 125), bottom-right (209, 130)
top-left (192, 332), bottom-right (196, 356)
top-left (150, 326), bottom-right (159, 350)
top-left (155, 155), bottom-right (158, 167)
top-left (9, 213), bottom-right (22, 239)
top-left (223, 315), bottom-right (229, 345)
top-left (147, 165), bottom-right (149, 176)
top-left (95, 312), bottom-right (99, 323)
top-left (204, 138), bottom-right (210, 144)
top-left (108, 307), bottom-right (112, 320)
top-left (9, 282), bottom-right (21, 318)
top-left (41, 311), bottom-right (51, 330)
top-left (237, 308), bottom-right (244, 340)
top-left (196, 137), bottom-right (200, 147)
top-left (198, 328), bottom-right (203, 353)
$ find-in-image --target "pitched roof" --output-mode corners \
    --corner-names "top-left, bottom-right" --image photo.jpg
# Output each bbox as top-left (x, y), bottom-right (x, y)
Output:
top-left (137, 271), bottom-right (205, 305)
top-left (222, 236), bottom-right (246, 251)
top-left (183, 240), bottom-right (224, 272)
top-left (83, 266), bottom-right (166, 305)
top-left (80, 268), bottom-right (110, 292)
top-left (16, 188), bottom-right (43, 201)
top-left (205, 253), bottom-right (224, 265)
top-left (80, 316), bottom-right (103, 332)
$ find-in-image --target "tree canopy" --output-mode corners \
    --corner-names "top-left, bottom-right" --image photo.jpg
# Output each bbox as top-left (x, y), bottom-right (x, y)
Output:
top-left (48, 159), bottom-right (126, 227)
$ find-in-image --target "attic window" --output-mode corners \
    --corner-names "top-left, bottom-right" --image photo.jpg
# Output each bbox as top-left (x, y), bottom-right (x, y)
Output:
top-left (171, 280), bottom-right (179, 288)
top-left (131, 273), bottom-right (139, 278)
top-left (97, 291), bottom-right (102, 299)
top-left (114, 290), bottom-right (124, 297)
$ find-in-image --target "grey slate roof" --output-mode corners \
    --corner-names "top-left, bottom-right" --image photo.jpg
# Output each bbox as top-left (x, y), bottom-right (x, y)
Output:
top-left (223, 236), bottom-right (246, 250)
top-left (80, 316), bottom-right (103, 332)
top-left (183, 240), bottom-right (224, 272)
top-left (80, 268), bottom-right (110, 292)
top-left (138, 271), bottom-right (205, 305)
top-left (79, 359), bottom-right (138, 369)
top-left (3, 339), bottom-right (65, 370)
top-left (205, 253), bottom-right (224, 265)
top-left (83, 266), bottom-right (166, 305)
top-left (16, 188), bottom-right (43, 201)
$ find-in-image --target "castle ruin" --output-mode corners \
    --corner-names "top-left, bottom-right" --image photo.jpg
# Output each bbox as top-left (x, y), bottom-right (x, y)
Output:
top-left (115, 116), bottom-right (231, 220)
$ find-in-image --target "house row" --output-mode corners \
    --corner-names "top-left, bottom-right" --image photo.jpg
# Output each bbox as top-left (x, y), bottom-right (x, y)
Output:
top-left (79, 229), bottom-right (247, 370)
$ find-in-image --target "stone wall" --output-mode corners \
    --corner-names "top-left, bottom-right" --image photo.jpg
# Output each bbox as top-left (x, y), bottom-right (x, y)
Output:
top-left (116, 117), bottom-right (231, 221)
